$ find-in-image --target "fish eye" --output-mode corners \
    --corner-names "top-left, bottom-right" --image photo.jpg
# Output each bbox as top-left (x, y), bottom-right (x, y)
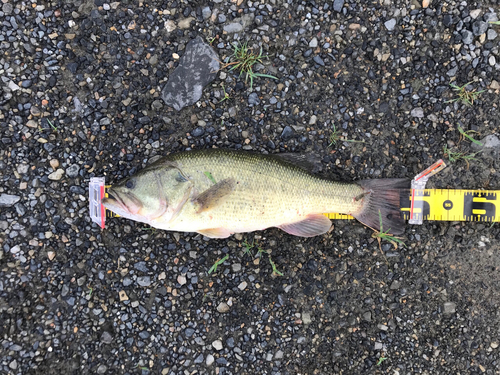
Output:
top-left (125, 179), bottom-right (135, 189)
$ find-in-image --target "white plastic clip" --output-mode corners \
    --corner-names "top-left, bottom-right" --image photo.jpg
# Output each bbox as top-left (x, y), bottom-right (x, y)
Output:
top-left (89, 177), bottom-right (106, 229)
top-left (409, 159), bottom-right (447, 225)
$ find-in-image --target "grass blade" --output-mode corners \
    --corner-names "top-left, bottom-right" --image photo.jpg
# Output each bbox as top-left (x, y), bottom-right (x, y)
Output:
top-left (457, 125), bottom-right (483, 146)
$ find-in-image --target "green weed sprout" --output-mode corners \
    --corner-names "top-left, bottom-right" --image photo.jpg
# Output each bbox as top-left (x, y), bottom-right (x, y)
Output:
top-left (457, 125), bottom-right (482, 146)
top-left (208, 254), bottom-right (229, 274)
top-left (329, 123), bottom-right (364, 146)
top-left (269, 258), bottom-right (283, 276)
top-left (376, 356), bottom-right (388, 366)
top-left (39, 119), bottom-right (58, 133)
top-left (242, 239), bottom-right (255, 256)
top-left (372, 210), bottom-right (405, 250)
top-left (447, 82), bottom-right (485, 105)
top-left (443, 145), bottom-right (480, 168)
top-left (219, 84), bottom-right (231, 103)
top-left (241, 239), bottom-right (283, 276)
top-left (227, 42), bottom-right (277, 89)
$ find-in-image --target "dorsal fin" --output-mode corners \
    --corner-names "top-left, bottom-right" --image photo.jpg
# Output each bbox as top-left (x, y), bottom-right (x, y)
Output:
top-left (275, 153), bottom-right (323, 173)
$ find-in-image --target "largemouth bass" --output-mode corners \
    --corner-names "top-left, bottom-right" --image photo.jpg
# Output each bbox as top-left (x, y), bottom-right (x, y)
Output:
top-left (103, 149), bottom-right (409, 238)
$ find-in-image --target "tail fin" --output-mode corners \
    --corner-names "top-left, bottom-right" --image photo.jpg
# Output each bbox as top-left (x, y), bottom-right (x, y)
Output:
top-left (353, 179), bottom-right (410, 235)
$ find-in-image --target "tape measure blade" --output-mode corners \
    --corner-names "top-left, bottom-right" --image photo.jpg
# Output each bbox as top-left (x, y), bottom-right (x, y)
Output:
top-left (408, 189), bottom-right (500, 223)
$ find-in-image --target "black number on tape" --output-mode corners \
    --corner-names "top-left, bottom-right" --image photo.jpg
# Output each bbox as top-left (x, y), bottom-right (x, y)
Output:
top-left (463, 192), bottom-right (496, 220)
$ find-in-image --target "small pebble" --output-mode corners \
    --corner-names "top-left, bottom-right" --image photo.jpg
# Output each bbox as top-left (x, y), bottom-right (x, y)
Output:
top-left (177, 275), bottom-right (187, 285)
top-left (119, 291), bottom-right (129, 301)
top-left (487, 29), bottom-right (498, 40)
top-left (461, 30), bottom-right (474, 44)
top-left (444, 302), bottom-right (456, 314)
top-left (48, 169), bottom-right (65, 181)
top-left (472, 20), bottom-right (488, 36)
top-left (248, 93), bottom-right (260, 105)
top-left (217, 302), bottom-right (230, 313)
top-left (178, 17), bottom-right (194, 29)
top-left (0, 194), bottom-right (21, 207)
top-left (378, 324), bottom-right (389, 331)
top-left (212, 340), bottom-right (223, 351)
top-left (333, 0), bottom-right (344, 12)
top-left (469, 9), bottom-right (481, 19)
top-left (50, 159), bottom-right (60, 170)
top-left (206, 354), bottom-right (215, 366)
top-left (101, 332), bottom-right (113, 344)
top-left (385, 19), bottom-right (396, 31)
top-left (309, 37), bottom-right (318, 48)
top-left (313, 55), bottom-right (325, 66)
top-left (411, 107), bottom-right (424, 118)
top-left (66, 164), bottom-right (80, 178)
top-left (137, 276), bottom-right (151, 287)
top-left (302, 312), bottom-right (312, 325)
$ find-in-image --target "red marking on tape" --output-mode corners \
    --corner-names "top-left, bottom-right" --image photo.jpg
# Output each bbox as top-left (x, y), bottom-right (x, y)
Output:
top-left (415, 160), bottom-right (445, 181)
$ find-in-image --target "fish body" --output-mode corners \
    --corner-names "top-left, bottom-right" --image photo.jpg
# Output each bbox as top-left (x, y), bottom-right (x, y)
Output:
top-left (103, 149), bottom-right (408, 238)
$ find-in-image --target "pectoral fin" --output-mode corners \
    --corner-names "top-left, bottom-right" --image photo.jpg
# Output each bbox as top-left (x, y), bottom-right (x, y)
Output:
top-left (197, 228), bottom-right (233, 238)
top-left (193, 178), bottom-right (236, 213)
top-left (278, 214), bottom-right (332, 237)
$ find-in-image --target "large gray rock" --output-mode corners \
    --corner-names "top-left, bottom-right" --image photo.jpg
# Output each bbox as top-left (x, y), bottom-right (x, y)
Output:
top-left (162, 37), bottom-right (220, 111)
top-left (471, 135), bottom-right (500, 150)
top-left (471, 135), bottom-right (500, 160)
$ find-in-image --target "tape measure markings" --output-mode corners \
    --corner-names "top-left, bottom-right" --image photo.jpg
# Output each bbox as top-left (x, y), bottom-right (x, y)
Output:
top-left (400, 189), bottom-right (500, 222)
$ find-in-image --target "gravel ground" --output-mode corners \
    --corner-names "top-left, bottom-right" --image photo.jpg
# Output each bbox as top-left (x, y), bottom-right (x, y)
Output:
top-left (1, 0), bottom-right (500, 374)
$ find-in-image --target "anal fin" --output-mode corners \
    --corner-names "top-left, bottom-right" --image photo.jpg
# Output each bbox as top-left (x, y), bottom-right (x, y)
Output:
top-left (197, 228), bottom-right (233, 238)
top-left (278, 214), bottom-right (332, 237)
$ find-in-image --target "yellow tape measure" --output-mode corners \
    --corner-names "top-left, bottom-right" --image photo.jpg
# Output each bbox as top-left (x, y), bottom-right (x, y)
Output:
top-left (325, 189), bottom-right (500, 222)
top-left (402, 189), bottom-right (499, 222)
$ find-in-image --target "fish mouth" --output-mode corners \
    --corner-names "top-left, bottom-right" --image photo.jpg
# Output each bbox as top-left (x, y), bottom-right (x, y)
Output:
top-left (103, 188), bottom-right (144, 216)
top-left (106, 191), bottom-right (117, 201)
top-left (102, 188), bottom-right (127, 213)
